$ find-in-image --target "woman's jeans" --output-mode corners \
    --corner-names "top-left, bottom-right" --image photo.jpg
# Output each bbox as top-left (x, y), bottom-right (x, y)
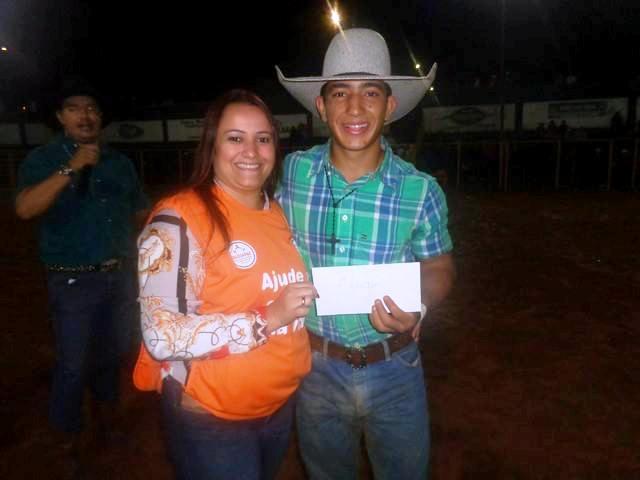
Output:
top-left (161, 376), bottom-right (295, 480)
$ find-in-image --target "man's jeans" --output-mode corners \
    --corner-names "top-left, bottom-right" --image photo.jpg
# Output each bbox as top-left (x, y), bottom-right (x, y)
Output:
top-left (47, 268), bottom-right (134, 433)
top-left (161, 377), bottom-right (295, 480)
top-left (296, 341), bottom-right (429, 480)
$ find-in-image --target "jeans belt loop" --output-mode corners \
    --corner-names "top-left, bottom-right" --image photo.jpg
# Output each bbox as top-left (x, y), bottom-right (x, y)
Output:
top-left (382, 339), bottom-right (391, 360)
top-left (322, 337), bottom-right (329, 358)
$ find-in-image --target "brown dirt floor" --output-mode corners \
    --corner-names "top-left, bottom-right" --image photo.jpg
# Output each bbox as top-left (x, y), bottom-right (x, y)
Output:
top-left (1, 191), bottom-right (639, 479)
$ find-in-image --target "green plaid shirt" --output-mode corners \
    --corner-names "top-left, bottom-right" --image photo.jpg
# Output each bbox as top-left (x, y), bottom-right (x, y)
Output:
top-left (277, 138), bottom-right (452, 346)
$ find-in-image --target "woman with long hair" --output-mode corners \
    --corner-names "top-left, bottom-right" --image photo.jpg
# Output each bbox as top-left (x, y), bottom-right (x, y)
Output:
top-left (134, 89), bottom-right (316, 479)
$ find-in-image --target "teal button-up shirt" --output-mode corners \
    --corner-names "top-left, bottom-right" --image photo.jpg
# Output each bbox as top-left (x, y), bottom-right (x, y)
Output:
top-left (277, 138), bottom-right (452, 346)
top-left (17, 135), bottom-right (149, 266)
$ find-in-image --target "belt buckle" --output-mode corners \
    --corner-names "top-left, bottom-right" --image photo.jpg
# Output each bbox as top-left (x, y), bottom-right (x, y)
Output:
top-left (344, 347), bottom-right (367, 369)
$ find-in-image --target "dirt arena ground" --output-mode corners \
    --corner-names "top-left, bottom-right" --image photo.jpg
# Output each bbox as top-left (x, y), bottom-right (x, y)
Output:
top-left (1, 191), bottom-right (638, 479)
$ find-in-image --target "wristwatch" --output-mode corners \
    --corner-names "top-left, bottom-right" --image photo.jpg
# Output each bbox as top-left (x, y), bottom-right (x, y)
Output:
top-left (57, 165), bottom-right (75, 177)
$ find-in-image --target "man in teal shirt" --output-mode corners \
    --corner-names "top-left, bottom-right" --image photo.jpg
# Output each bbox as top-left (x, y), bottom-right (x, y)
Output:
top-left (277, 29), bottom-right (455, 478)
top-left (15, 83), bottom-right (148, 459)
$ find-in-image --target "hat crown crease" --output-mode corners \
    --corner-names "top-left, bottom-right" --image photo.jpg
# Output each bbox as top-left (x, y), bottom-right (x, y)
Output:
top-left (322, 29), bottom-right (391, 77)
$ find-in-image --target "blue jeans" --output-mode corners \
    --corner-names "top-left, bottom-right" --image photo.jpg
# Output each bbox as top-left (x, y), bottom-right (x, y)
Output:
top-left (47, 268), bottom-right (134, 433)
top-left (161, 377), bottom-right (295, 480)
top-left (296, 342), bottom-right (429, 480)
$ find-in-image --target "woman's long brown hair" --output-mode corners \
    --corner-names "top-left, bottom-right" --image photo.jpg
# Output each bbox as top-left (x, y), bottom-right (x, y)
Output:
top-left (187, 89), bottom-right (281, 250)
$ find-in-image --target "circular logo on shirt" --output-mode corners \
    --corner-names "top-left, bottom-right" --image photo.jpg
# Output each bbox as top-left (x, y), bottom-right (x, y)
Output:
top-left (229, 241), bottom-right (257, 269)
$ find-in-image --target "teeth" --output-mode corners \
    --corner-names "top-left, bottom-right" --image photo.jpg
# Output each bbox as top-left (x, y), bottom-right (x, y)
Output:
top-left (236, 163), bottom-right (260, 170)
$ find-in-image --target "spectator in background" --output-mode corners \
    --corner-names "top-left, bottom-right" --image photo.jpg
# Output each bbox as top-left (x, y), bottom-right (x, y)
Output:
top-left (15, 81), bottom-right (149, 469)
top-left (558, 120), bottom-right (568, 138)
top-left (288, 124), bottom-right (302, 147)
top-left (610, 111), bottom-right (625, 137)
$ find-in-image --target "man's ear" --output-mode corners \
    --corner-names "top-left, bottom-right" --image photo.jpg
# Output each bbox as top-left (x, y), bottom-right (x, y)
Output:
top-left (384, 95), bottom-right (398, 122)
top-left (315, 96), bottom-right (328, 122)
top-left (55, 110), bottom-right (63, 125)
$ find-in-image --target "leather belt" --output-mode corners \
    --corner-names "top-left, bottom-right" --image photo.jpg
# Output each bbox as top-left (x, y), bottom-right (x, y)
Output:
top-left (46, 258), bottom-right (122, 273)
top-left (308, 330), bottom-right (414, 369)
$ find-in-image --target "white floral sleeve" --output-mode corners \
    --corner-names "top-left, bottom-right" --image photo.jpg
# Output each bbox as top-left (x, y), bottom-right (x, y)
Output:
top-left (138, 208), bottom-right (268, 362)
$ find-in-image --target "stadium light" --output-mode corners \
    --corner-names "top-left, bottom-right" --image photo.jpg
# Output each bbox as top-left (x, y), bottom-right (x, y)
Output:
top-left (330, 7), bottom-right (341, 28)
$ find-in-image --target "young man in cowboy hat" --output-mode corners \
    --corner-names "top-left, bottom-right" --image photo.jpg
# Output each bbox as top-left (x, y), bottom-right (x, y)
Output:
top-left (276, 28), bottom-right (455, 478)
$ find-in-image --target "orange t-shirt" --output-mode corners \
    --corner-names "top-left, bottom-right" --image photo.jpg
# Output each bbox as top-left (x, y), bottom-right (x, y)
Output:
top-left (146, 186), bottom-right (311, 420)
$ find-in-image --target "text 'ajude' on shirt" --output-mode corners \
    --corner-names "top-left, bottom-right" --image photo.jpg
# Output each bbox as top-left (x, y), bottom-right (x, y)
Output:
top-left (137, 186), bottom-right (311, 420)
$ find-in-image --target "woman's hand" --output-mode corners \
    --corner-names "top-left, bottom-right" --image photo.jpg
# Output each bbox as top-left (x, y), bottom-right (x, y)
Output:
top-left (265, 282), bottom-right (318, 333)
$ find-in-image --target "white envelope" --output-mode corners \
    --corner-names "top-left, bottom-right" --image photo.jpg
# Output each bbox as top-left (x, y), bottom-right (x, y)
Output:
top-left (311, 262), bottom-right (421, 316)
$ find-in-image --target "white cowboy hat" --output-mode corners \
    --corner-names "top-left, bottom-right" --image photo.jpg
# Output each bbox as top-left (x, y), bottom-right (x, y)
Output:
top-left (276, 28), bottom-right (436, 123)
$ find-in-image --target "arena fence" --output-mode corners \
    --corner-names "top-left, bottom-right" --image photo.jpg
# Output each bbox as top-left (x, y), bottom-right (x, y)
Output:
top-left (1, 137), bottom-right (638, 198)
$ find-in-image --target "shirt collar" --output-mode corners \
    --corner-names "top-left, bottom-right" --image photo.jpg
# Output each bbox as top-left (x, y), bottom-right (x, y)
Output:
top-left (377, 137), bottom-right (401, 191)
top-left (214, 179), bottom-right (270, 210)
top-left (55, 133), bottom-right (109, 153)
top-left (308, 141), bottom-right (332, 177)
top-left (53, 133), bottom-right (75, 148)
top-left (311, 137), bottom-right (400, 191)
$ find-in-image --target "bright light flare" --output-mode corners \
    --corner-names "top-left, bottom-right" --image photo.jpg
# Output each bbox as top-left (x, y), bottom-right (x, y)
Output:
top-left (415, 63), bottom-right (421, 70)
top-left (0, 46), bottom-right (7, 52)
top-left (326, 1), bottom-right (346, 39)
top-left (330, 8), bottom-right (341, 27)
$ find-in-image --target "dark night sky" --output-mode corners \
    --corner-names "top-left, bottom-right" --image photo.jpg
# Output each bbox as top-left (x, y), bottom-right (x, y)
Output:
top-left (1, 0), bottom-right (639, 114)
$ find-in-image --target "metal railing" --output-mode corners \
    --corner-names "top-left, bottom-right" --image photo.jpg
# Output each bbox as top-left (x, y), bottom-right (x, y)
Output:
top-left (417, 137), bottom-right (639, 191)
top-left (2, 138), bottom-right (638, 195)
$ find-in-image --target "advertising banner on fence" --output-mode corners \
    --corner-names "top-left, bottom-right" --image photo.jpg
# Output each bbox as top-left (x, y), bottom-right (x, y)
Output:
top-left (0, 124), bottom-right (21, 145)
top-left (164, 115), bottom-right (310, 142)
top-left (275, 114), bottom-right (308, 139)
top-left (522, 98), bottom-right (628, 130)
top-left (167, 118), bottom-right (202, 142)
top-left (25, 123), bottom-right (54, 145)
top-left (102, 120), bottom-right (164, 143)
top-left (423, 104), bottom-right (516, 133)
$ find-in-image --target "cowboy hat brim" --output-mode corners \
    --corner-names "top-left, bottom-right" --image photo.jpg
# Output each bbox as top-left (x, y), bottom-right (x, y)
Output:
top-left (276, 63), bottom-right (436, 124)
